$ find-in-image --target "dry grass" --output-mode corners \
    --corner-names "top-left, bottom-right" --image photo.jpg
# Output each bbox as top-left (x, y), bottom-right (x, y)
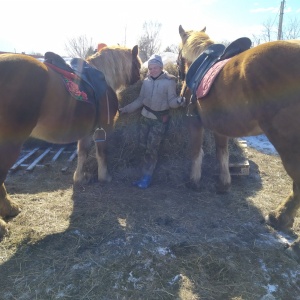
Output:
top-left (1, 64), bottom-right (300, 300)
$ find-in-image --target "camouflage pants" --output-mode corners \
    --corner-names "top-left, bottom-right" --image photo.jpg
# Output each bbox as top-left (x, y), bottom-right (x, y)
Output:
top-left (139, 116), bottom-right (168, 176)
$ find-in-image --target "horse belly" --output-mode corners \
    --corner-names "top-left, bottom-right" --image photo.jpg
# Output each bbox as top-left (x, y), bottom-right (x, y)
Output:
top-left (203, 115), bottom-right (262, 137)
top-left (198, 95), bottom-right (262, 138)
top-left (31, 104), bottom-right (95, 144)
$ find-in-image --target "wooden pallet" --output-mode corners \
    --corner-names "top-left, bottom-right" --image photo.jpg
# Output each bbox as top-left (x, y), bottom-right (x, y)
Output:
top-left (10, 145), bottom-right (77, 173)
top-left (229, 139), bottom-right (250, 176)
top-left (10, 140), bottom-right (250, 176)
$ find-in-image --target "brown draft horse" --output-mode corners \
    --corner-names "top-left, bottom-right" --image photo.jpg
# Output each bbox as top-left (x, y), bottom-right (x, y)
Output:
top-left (0, 45), bottom-right (142, 238)
top-left (178, 25), bottom-right (300, 236)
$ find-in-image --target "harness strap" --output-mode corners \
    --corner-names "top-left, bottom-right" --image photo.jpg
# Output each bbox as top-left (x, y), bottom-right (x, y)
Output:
top-left (143, 105), bottom-right (169, 118)
top-left (106, 91), bottom-right (110, 125)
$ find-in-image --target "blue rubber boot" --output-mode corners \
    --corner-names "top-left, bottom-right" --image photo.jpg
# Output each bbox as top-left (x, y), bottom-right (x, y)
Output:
top-left (133, 175), bottom-right (152, 189)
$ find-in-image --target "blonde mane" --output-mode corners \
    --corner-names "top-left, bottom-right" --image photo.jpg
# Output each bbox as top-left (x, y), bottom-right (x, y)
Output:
top-left (87, 45), bottom-right (141, 92)
top-left (179, 25), bottom-right (214, 66)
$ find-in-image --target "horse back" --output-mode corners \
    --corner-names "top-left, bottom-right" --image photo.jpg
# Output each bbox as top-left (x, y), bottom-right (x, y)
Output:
top-left (218, 41), bottom-right (300, 103)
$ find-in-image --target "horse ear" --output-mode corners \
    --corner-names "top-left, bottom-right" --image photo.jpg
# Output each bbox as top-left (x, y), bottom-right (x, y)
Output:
top-left (179, 25), bottom-right (188, 41)
top-left (201, 26), bottom-right (206, 32)
top-left (132, 45), bottom-right (139, 57)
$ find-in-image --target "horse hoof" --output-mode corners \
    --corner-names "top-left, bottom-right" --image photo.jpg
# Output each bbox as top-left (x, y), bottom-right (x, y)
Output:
top-left (216, 183), bottom-right (231, 194)
top-left (185, 180), bottom-right (201, 191)
top-left (265, 212), bottom-right (294, 231)
top-left (216, 181), bottom-right (231, 194)
top-left (0, 198), bottom-right (21, 218)
top-left (9, 202), bottom-right (21, 217)
top-left (98, 174), bottom-right (112, 184)
top-left (0, 218), bottom-right (8, 239)
top-left (285, 239), bottom-right (300, 262)
top-left (105, 175), bottom-right (112, 183)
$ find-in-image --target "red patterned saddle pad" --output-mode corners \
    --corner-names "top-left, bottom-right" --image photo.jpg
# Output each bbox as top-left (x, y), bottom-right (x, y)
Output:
top-left (196, 58), bottom-right (231, 99)
top-left (45, 62), bottom-right (88, 102)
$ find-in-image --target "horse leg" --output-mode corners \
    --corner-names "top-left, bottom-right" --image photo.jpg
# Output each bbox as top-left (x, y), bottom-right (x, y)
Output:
top-left (214, 132), bottom-right (231, 193)
top-left (0, 143), bottom-right (23, 238)
top-left (0, 217), bottom-right (8, 238)
top-left (267, 181), bottom-right (300, 231)
top-left (73, 135), bottom-right (112, 184)
top-left (0, 183), bottom-right (20, 238)
top-left (186, 115), bottom-right (204, 189)
top-left (95, 138), bottom-right (112, 183)
top-left (265, 148), bottom-right (300, 231)
top-left (73, 136), bottom-right (92, 184)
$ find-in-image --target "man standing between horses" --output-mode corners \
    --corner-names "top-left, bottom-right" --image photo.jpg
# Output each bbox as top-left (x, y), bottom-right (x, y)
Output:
top-left (119, 54), bottom-right (185, 189)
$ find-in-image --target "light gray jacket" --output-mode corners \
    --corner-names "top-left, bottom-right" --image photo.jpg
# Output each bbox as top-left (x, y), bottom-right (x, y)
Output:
top-left (121, 71), bottom-right (182, 119)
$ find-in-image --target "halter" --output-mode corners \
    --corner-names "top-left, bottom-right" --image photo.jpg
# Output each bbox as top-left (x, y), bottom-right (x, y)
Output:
top-left (130, 55), bottom-right (141, 85)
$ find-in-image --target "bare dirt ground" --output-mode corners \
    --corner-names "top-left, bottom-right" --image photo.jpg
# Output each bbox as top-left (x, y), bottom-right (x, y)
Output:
top-left (0, 126), bottom-right (300, 300)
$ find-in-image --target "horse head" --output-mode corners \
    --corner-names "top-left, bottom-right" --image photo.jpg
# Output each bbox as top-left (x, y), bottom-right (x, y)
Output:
top-left (87, 45), bottom-right (142, 92)
top-left (178, 25), bottom-right (215, 103)
top-left (130, 45), bottom-right (142, 85)
top-left (179, 25), bottom-right (214, 67)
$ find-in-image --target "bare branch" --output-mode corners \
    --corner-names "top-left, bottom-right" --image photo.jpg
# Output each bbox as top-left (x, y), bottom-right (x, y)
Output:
top-left (283, 17), bottom-right (300, 40)
top-left (64, 35), bottom-right (95, 58)
top-left (138, 21), bottom-right (162, 62)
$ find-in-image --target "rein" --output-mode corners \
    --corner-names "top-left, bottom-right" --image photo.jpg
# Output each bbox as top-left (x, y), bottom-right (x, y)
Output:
top-left (176, 49), bottom-right (186, 81)
top-left (106, 91), bottom-right (110, 125)
top-left (177, 49), bottom-right (200, 119)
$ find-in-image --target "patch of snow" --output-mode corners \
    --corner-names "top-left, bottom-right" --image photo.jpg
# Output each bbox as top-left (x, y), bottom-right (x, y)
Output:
top-left (156, 246), bottom-right (171, 256)
top-left (127, 271), bottom-right (143, 290)
top-left (267, 284), bottom-right (278, 293)
top-left (168, 274), bottom-right (183, 285)
top-left (71, 262), bottom-right (92, 270)
top-left (55, 291), bottom-right (66, 299)
top-left (259, 258), bottom-right (268, 273)
top-left (159, 52), bottom-right (178, 65)
top-left (240, 135), bottom-right (278, 155)
top-left (127, 271), bottom-right (139, 283)
top-left (71, 229), bottom-right (84, 237)
top-left (260, 294), bottom-right (276, 300)
top-left (106, 238), bottom-right (126, 246)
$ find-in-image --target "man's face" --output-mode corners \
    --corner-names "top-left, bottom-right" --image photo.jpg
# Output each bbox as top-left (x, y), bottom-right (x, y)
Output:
top-left (148, 64), bottom-right (162, 77)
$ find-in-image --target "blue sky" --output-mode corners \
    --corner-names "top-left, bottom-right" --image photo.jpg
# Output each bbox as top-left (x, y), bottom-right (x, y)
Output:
top-left (1, 0), bottom-right (299, 56)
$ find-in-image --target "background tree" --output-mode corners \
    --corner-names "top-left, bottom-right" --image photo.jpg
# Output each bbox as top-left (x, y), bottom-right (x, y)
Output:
top-left (251, 34), bottom-right (261, 47)
top-left (283, 17), bottom-right (300, 40)
top-left (252, 16), bottom-right (300, 45)
top-left (138, 21), bottom-right (162, 62)
top-left (260, 19), bottom-right (275, 42)
top-left (65, 35), bottom-right (95, 58)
